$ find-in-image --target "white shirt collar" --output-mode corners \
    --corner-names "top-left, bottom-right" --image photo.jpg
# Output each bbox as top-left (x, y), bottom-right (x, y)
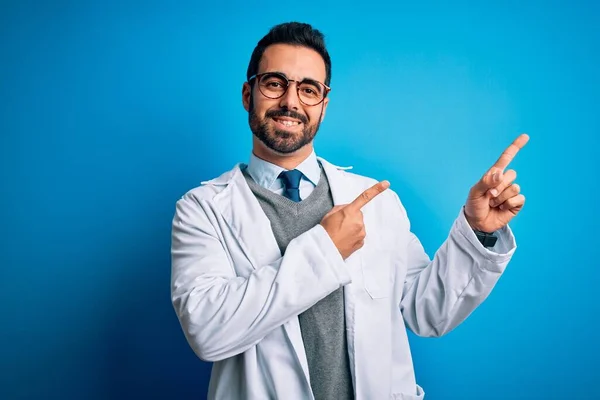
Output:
top-left (246, 150), bottom-right (321, 190)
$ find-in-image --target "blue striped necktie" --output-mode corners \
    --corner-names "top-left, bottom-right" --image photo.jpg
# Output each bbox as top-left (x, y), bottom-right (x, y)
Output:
top-left (279, 169), bottom-right (303, 202)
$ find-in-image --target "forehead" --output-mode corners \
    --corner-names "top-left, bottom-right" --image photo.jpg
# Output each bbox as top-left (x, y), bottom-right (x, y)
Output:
top-left (258, 44), bottom-right (326, 82)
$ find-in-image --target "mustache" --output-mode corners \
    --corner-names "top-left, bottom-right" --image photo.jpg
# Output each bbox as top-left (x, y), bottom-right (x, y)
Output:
top-left (265, 109), bottom-right (308, 125)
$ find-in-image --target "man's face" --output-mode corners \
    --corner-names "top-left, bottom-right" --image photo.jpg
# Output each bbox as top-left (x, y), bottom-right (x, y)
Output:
top-left (243, 44), bottom-right (329, 155)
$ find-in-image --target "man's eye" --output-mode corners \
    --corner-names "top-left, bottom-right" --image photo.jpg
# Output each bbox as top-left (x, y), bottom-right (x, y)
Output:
top-left (301, 86), bottom-right (320, 97)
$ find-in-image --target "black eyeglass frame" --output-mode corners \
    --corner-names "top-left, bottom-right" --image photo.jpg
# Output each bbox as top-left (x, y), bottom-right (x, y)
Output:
top-left (248, 72), bottom-right (331, 106)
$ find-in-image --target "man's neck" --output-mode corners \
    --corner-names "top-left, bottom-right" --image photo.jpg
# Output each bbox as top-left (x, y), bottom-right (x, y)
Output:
top-left (252, 138), bottom-right (314, 170)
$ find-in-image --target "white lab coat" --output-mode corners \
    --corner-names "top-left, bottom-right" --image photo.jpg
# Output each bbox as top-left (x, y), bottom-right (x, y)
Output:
top-left (171, 157), bottom-right (516, 400)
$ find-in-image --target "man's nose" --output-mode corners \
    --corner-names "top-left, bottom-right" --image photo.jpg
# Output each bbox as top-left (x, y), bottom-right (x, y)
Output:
top-left (278, 83), bottom-right (301, 110)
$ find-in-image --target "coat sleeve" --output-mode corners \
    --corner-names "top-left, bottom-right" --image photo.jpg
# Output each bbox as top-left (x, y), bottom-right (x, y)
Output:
top-left (393, 193), bottom-right (517, 337)
top-left (171, 192), bottom-right (351, 362)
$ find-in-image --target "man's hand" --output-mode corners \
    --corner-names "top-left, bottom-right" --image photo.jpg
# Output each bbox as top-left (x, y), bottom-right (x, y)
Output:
top-left (320, 181), bottom-right (390, 259)
top-left (465, 134), bottom-right (530, 232)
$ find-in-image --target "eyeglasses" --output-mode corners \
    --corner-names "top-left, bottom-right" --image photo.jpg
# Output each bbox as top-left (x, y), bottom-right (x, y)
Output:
top-left (248, 72), bottom-right (331, 106)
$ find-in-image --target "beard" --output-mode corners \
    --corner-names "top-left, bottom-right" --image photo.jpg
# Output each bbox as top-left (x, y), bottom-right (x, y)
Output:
top-left (248, 98), bottom-right (322, 154)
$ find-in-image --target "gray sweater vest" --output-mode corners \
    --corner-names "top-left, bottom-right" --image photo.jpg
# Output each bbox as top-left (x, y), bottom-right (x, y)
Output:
top-left (243, 167), bottom-right (354, 400)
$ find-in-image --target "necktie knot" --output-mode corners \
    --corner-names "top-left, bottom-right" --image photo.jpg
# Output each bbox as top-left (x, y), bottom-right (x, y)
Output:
top-left (279, 169), bottom-right (303, 202)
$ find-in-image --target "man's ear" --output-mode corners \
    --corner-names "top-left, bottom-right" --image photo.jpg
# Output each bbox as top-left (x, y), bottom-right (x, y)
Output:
top-left (320, 97), bottom-right (329, 121)
top-left (242, 82), bottom-right (251, 112)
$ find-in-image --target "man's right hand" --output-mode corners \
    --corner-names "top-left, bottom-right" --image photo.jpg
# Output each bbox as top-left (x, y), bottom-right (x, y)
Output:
top-left (320, 181), bottom-right (390, 260)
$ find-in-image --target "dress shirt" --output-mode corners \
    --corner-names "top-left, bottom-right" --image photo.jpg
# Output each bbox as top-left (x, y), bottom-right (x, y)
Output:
top-left (244, 150), bottom-right (321, 201)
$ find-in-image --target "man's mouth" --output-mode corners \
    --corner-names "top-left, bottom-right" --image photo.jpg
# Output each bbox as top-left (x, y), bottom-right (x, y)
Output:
top-left (272, 117), bottom-right (302, 127)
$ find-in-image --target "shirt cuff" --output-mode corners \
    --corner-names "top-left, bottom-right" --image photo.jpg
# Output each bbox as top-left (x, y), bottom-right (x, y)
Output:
top-left (455, 207), bottom-right (517, 265)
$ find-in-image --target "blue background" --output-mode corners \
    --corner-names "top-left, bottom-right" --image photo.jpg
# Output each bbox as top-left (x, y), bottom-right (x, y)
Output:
top-left (2, 1), bottom-right (598, 399)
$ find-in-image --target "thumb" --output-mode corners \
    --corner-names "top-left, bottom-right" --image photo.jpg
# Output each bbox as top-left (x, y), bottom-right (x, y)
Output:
top-left (472, 168), bottom-right (503, 197)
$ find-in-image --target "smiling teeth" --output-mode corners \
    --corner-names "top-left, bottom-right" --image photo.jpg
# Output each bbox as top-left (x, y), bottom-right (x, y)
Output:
top-left (277, 119), bottom-right (300, 126)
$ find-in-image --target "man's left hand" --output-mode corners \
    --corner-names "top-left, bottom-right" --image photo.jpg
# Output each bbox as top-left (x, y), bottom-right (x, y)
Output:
top-left (464, 134), bottom-right (530, 233)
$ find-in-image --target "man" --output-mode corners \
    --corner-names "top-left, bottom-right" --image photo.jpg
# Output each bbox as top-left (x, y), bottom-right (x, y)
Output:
top-left (171, 22), bottom-right (527, 399)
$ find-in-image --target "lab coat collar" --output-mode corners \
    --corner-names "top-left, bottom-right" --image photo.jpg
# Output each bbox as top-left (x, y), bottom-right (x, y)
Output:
top-left (201, 157), bottom-right (353, 187)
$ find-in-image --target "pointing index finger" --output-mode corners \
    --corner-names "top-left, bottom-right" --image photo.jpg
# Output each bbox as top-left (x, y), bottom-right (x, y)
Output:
top-left (492, 133), bottom-right (530, 171)
top-left (347, 180), bottom-right (390, 211)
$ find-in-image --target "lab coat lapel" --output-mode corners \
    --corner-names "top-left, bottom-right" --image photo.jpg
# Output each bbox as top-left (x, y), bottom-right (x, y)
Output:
top-left (318, 158), bottom-right (358, 204)
top-left (211, 164), bottom-right (281, 268)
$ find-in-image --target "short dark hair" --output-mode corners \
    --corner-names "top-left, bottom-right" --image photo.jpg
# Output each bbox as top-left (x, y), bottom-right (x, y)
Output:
top-left (246, 22), bottom-right (332, 86)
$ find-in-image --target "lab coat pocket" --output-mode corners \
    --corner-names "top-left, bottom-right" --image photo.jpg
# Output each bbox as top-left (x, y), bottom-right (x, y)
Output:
top-left (391, 384), bottom-right (425, 399)
top-left (361, 247), bottom-right (392, 299)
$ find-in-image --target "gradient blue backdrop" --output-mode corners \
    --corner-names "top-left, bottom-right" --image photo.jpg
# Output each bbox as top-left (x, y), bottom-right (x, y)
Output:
top-left (2, 1), bottom-right (598, 399)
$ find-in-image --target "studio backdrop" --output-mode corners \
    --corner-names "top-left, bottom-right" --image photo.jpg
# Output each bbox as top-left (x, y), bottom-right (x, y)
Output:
top-left (1, 1), bottom-right (598, 399)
